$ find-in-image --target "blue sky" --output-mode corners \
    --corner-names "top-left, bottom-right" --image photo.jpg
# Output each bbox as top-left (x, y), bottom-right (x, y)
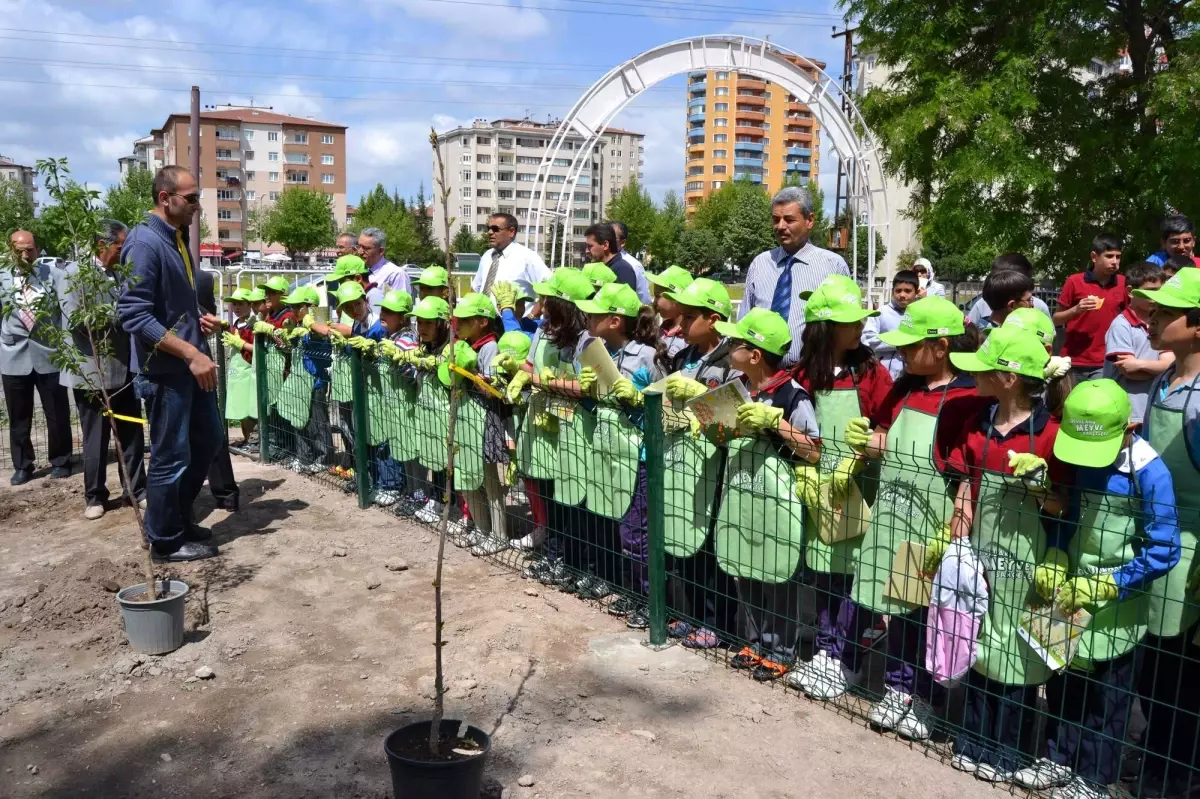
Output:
top-left (0, 0), bottom-right (850, 210)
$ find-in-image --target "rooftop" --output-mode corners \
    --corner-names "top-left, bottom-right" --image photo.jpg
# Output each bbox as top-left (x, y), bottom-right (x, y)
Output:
top-left (153, 108), bottom-right (346, 135)
top-left (0, 154), bottom-right (32, 169)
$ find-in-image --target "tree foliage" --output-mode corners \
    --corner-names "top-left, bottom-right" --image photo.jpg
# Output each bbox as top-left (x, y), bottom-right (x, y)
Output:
top-left (350, 183), bottom-right (420, 263)
top-left (722, 183), bottom-right (774, 269)
top-left (677, 227), bottom-right (726, 275)
top-left (647, 190), bottom-right (685, 267)
top-left (847, 0), bottom-right (1200, 278)
top-left (0, 177), bottom-right (36, 241)
top-left (451, 225), bottom-right (488, 254)
top-left (605, 179), bottom-right (657, 256)
top-left (102, 168), bottom-right (154, 229)
top-left (259, 187), bottom-right (335, 259)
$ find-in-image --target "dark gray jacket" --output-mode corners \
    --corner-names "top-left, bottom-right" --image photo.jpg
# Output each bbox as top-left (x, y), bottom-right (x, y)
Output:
top-left (0, 258), bottom-right (61, 376)
top-left (53, 259), bottom-right (131, 390)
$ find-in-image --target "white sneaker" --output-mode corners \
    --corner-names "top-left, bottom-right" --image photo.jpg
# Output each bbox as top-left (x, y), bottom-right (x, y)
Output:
top-left (1012, 758), bottom-right (1073, 790)
top-left (951, 753), bottom-right (978, 775)
top-left (373, 490), bottom-right (401, 508)
top-left (1052, 776), bottom-right (1107, 798)
top-left (415, 500), bottom-right (444, 524)
top-left (469, 536), bottom-right (510, 556)
top-left (84, 504), bottom-right (106, 521)
top-left (868, 687), bottom-right (911, 730)
top-left (894, 695), bottom-right (934, 741)
top-left (806, 654), bottom-right (861, 701)
top-left (973, 762), bottom-right (1013, 783)
top-left (785, 650), bottom-right (828, 692)
top-left (511, 526), bottom-right (547, 551)
top-left (137, 498), bottom-right (147, 510)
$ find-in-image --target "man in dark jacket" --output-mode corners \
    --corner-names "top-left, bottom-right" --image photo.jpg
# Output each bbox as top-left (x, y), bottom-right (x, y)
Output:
top-left (117, 166), bottom-right (222, 562)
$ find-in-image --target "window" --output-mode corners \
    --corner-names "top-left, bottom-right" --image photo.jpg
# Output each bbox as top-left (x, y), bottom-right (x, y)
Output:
top-left (477, 224), bottom-right (488, 233)
top-left (714, 134), bottom-right (728, 142)
top-left (245, 190), bottom-right (255, 201)
top-left (712, 181), bottom-right (725, 190)
top-left (286, 171), bottom-right (308, 184)
top-left (715, 87), bottom-right (729, 96)
top-left (714, 103), bottom-right (729, 111)
top-left (498, 154), bottom-right (513, 164)
top-left (460, 153), bottom-right (473, 164)
top-left (714, 118), bottom-right (728, 127)
top-left (461, 186), bottom-right (472, 198)
top-left (269, 191), bottom-right (280, 200)
top-left (476, 136), bottom-right (491, 145)
top-left (713, 149), bottom-right (728, 158)
top-left (688, 166), bottom-right (704, 176)
top-left (713, 165), bottom-right (728, 174)
top-left (322, 173), bottom-right (334, 184)
top-left (498, 171), bottom-right (514, 181)
top-left (267, 131), bottom-right (279, 142)
top-left (476, 171), bottom-right (492, 181)
top-left (244, 130), bottom-right (254, 140)
top-left (574, 192), bottom-right (589, 202)
top-left (553, 158), bottom-right (570, 167)
top-left (216, 149), bottom-right (233, 160)
top-left (515, 137), bottom-right (544, 148)
top-left (573, 209), bottom-right (589, 219)
top-left (321, 154), bottom-right (334, 165)
top-left (516, 172), bottom-right (536, 182)
top-left (515, 190), bottom-right (531, 199)
top-left (547, 174), bottom-right (565, 184)
top-left (716, 71), bottom-right (729, 80)
top-left (218, 208), bottom-right (233, 220)
top-left (498, 189), bottom-right (514, 199)
top-left (462, 204), bottom-right (472, 218)
top-left (244, 150), bottom-right (254, 160)
top-left (548, 192), bottom-right (560, 200)
top-left (268, 151), bottom-right (279, 161)
top-left (516, 156), bottom-right (539, 165)
top-left (461, 169), bottom-right (472, 182)
top-left (322, 134), bottom-right (334, 144)
top-left (285, 152), bottom-right (308, 164)
top-left (217, 188), bottom-right (237, 200)
top-left (292, 132), bottom-right (308, 144)
top-left (574, 226), bottom-right (587, 236)
top-left (686, 181), bottom-right (704, 191)
top-left (477, 154), bottom-right (492, 164)
top-left (269, 172), bottom-right (279, 182)
top-left (473, 188), bottom-right (491, 199)
top-left (498, 137), bottom-right (512, 147)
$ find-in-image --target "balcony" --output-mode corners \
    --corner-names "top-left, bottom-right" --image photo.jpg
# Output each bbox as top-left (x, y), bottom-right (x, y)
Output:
top-left (285, 173), bottom-right (310, 185)
top-left (216, 190), bottom-right (242, 204)
top-left (733, 172), bottom-right (763, 183)
top-left (734, 156), bottom-right (763, 168)
top-left (738, 76), bottom-right (766, 90)
top-left (217, 233), bottom-right (243, 244)
top-left (213, 134), bottom-right (240, 147)
top-left (735, 125), bottom-right (766, 138)
top-left (688, 97), bottom-right (707, 111)
top-left (786, 162), bottom-right (812, 173)
top-left (787, 147), bottom-right (812, 158)
top-left (215, 151), bottom-right (240, 163)
top-left (687, 166), bottom-right (705, 177)
top-left (284, 154), bottom-right (311, 166)
top-left (688, 111), bottom-right (706, 123)
top-left (687, 131), bottom-right (705, 144)
top-left (689, 79), bottom-right (707, 92)
top-left (735, 110), bottom-right (766, 123)
top-left (734, 141), bottom-right (764, 152)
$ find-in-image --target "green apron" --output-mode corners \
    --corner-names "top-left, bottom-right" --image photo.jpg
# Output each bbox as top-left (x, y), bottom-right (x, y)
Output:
top-left (417, 375), bottom-right (450, 472)
top-left (972, 428), bottom-right (1052, 686)
top-left (663, 431), bottom-right (722, 558)
top-left (225, 350), bottom-right (258, 421)
top-left (364, 358), bottom-right (389, 447)
top-left (1068, 465), bottom-right (1146, 666)
top-left (517, 338), bottom-right (561, 481)
top-left (556, 404), bottom-right (592, 507)
top-left (852, 391), bottom-right (952, 614)
top-left (1144, 380), bottom-right (1200, 638)
top-left (331, 352), bottom-right (354, 404)
top-left (265, 346), bottom-right (286, 410)
top-left (388, 369), bottom-right (421, 462)
top-left (714, 437), bottom-right (806, 583)
top-left (278, 345), bottom-right (314, 428)
top-left (806, 383), bottom-right (872, 575)
top-left (454, 392), bottom-right (488, 492)
top-left (587, 404), bottom-right (641, 518)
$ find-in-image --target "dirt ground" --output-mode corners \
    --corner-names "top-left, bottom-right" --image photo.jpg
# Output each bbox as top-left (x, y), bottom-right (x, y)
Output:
top-left (0, 458), bottom-right (1003, 799)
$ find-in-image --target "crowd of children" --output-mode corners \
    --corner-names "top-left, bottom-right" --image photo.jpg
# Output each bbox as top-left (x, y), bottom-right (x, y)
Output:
top-left (224, 227), bottom-right (1200, 798)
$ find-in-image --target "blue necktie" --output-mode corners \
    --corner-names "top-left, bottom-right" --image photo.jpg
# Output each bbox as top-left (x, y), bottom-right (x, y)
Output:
top-left (770, 257), bottom-right (793, 318)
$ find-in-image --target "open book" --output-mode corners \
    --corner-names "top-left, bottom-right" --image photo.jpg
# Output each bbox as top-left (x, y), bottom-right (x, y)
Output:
top-left (1017, 604), bottom-right (1092, 671)
top-left (685, 380), bottom-right (751, 433)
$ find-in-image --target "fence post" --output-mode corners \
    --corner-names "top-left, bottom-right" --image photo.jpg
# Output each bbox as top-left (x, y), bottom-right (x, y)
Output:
top-left (643, 391), bottom-right (668, 648)
top-left (254, 334), bottom-right (270, 464)
top-left (349, 350), bottom-right (372, 510)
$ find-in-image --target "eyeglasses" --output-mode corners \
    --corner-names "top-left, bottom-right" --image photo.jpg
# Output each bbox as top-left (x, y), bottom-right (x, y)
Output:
top-left (487, 225), bottom-right (510, 234)
top-left (171, 192), bottom-right (201, 205)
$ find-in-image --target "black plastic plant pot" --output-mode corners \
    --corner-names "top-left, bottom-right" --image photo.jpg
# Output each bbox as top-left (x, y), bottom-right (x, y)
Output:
top-left (384, 720), bottom-right (491, 799)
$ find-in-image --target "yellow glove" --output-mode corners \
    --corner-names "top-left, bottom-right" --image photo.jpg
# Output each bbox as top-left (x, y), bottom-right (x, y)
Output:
top-left (923, 524), bottom-right (953, 576)
top-left (539, 367), bottom-right (557, 385)
top-left (533, 410), bottom-right (559, 433)
top-left (411, 354), bottom-right (437, 371)
top-left (665, 374), bottom-right (708, 401)
top-left (505, 459), bottom-right (518, 486)
top-left (329, 330), bottom-right (347, 347)
top-left (506, 370), bottom-right (532, 403)
top-left (221, 331), bottom-right (243, 350)
top-left (491, 281), bottom-right (517, 312)
top-left (252, 320), bottom-right (276, 336)
top-left (494, 353), bottom-right (522, 376)
top-left (844, 416), bottom-right (872, 452)
top-left (736, 402), bottom-right (784, 432)
top-left (378, 340), bottom-right (399, 361)
top-left (684, 410), bottom-right (703, 439)
top-left (1034, 548), bottom-right (1070, 602)
top-left (793, 464), bottom-right (820, 506)
top-left (612, 377), bottom-right (643, 407)
top-left (1057, 573), bottom-right (1118, 614)
top-left (578, 366), bottom-right (598, 396)
top-left (286, 325), bottom-right (308, 341)
top-left (1008, 451), bottom-right (1049, 490)
top-left (829, 455), bottom-right (866, 501)
top-left (1045, 356), bottom-right (1072, 380)
top-left (301, 313), bottom-right (315, 330)
top-left (347, 336), bottom-right (375, 353)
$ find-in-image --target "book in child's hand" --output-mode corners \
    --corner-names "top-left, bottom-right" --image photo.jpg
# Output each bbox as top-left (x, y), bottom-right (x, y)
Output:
top-left (684, 380), bottom-right (752, 433)
top-left (884, 540), bottom-right (932, 608)
top-left (1017, 603), bottom-right (1092, 672)
top-left (578, 338), bottom-right (624, 398)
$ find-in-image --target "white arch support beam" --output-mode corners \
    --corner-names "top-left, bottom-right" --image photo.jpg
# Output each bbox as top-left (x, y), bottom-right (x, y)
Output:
top-left (521, 35), bottom-right (893, 301)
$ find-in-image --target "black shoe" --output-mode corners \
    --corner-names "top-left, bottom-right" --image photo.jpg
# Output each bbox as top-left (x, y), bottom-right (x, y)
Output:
top-left (183, 525), bottom-right (213, 542)
top-left (216, 497), bottom-right (239, 512)
top-left (575, 576), bottom-right (614, 601)
top-left (537, 559), bottom-right (568, 587)
top-left (152, 542), bottom-right (219, 562)
top-left (50, 465), bottom-right (71, 479)
top-left (625, 606), bottom-right (649, 630)
top-left (608, 595), bottom-right (638, 617)
top-left (10, 469), bottom-right (31, 486)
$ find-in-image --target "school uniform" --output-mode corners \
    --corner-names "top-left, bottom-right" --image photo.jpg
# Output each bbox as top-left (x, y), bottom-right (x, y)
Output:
top-left (332, 311), bottom-right (379, 469)
top-left (461, 333), bottom-right (511, 541)
top-left (1104, 307), bottom-right (1161, 425)
top-left (861, 301), bottom-right (906, 379)
top-left (265, 307), bottom-right (301, 461)
top-left (660, 321), bottom-right (687, 360)
top-left (297, 327), bottom-right (335, 469)
top-left (945, 402), bottom-right (1067, 775)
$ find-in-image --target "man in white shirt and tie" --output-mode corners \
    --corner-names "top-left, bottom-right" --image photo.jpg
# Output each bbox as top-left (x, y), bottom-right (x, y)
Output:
top-left (471, 213), bottom-right (551, 300)
top-left (357, 227), bottom-right (412, 297)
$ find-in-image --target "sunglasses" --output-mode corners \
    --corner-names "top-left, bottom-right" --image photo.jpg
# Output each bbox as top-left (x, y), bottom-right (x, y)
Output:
top-left (488, 225), bottom-right (510, 233)
top-left (171, 192), bottom-right (201, 204)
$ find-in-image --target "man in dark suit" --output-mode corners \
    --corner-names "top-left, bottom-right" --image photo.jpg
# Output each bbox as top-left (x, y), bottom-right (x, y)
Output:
top-left (196, 266), bottom-right (240, 512)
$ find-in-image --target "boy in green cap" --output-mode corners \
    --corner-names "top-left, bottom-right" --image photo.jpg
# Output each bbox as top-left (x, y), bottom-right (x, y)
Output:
top-left (279, 286), bottom-right (335, 474)
top-left (414, 265), bottom-right (451, 301)
top-left (260, 275), bottom-right (295, 329)
top-left (1132, 265), bottom-right (1200, 795)
top-left (710, 307), bottom-right (821, 680)
top-left (939, 326), bottom-right (1072, 778)
top-left (1001, 379), bottom-right (1180, 797)
top-left (1104, 261), bottom-right (1173, 428)
top-left (647, 265), bottom-right (693, 358)
top-left (221, 288), bottom-right (259, 450)
top-left (581, 261), bottom-right (617, 292)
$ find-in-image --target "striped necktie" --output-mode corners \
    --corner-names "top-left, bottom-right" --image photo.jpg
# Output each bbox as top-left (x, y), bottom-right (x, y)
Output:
top-left (483, 249), bottom-right (502, 293)
top-left (770, 256), bottom-right (793, 318)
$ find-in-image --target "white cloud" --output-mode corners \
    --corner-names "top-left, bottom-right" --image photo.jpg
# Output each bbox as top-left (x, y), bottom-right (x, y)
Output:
top-left (367, 0), bottom-right (550, 39)
top-left (85, 132), bottom-right (144, 163)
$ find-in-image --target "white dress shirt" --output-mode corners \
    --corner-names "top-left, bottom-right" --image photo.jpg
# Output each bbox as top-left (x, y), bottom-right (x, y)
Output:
top-left (472, 240), bottom-right (551, 300)
top-left (622, 249), bottom-right (652, 304)
top-left (368, 258), bottom-right (412, 297)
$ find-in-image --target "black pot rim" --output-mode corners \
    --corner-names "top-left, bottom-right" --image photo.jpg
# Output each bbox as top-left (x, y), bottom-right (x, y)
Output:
top-left (385, 719), bottom-right (491, 766)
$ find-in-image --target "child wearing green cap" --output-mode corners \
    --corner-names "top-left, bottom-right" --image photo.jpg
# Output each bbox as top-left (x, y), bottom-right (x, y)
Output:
top-left (1134, 265), bottom-right (1200, 794)
top-left (280, 286), bottom-right (335, 474)
top-left (708, 307), bottom-right (821, 681)
top-left (581, 261), bottom-right (617, 291)
top-left (647, 266), bottom-right (694, 359)
top-left (790, 275), bottom-right (894, 699)
top-left (407, 296), bottom-right (456, 525)
top-left (1002, 379), bottom-right (1181, 797)
top-left (842, 295), bottom-right (988, 741)
top-left (414, 266), bottom-right (451, 301)
top-left (938, 326), bottom-right (1071, 778)
top-left (221, 289), bottom-right (260, 450)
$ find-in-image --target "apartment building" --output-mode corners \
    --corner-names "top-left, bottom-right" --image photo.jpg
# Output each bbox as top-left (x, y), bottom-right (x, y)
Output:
top-left (0, 154), bottom-right (38, 209)
top-left (432, 118), bottom-right (644, 262)
top-left (117, 134), bottom-right (164, 178)
top-left (684, 56), bottom-right (824, 213)
top-left (139, 107), bottom-right (347, 256)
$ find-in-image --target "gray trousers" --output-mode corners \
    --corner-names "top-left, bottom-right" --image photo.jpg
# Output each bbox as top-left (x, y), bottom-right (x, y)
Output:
top-left (74, 378), bottom-right (146, 506)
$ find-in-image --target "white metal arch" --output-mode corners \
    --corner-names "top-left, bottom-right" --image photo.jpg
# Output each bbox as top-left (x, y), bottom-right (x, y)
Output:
top-left (520, 35), bottom-right (892, 299)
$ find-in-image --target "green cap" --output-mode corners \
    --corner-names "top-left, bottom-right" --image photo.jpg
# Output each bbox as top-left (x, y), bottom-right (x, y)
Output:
top-left (532, 268), bottom-right (594, 302)
top-left (227, 288), bottom-right (250, 303)
top-left (581, 261), bottom-right (617, 289)
top-left (714, 307), bottom-right (792, 356)
top-left (949, 325), bottom-right (1049, 379)
top-left (1054, 379), bottom-right (1131, 466)
top-left (379, 289), bottom-right (414, 315)
top-left (244, 287), bottom-right (266, 303)
top-left (878, 296), bottom-right (965, 347)
top-left (576, 282), bottom-right (642, 317)
top-left (282, 285), bottom-right (319, 307)
top-left (411, 296), bottom-right (451, 321)
top-left (801, 276), bottom-right (879, 323)
top-left (1134, 267), bottom-right (1200, 309)
top-left (514, 283), bottom-right (534, 302)
top-left (415, 265), bottom-right (449, 288)
top-left (330, 254), bottom-right (368, 282)
top-left (335, 281), bottom-right (366, 306)
top-left (665, 277), bottom-right (733, 319)
top-left (453, 292), bottom-right (498, 319)
top-left (1003, 307), bottom-right (1055, 346)
top-left (647, 265), bottom-right (694, 295)
top-left (498, 330), bottom-right (532, 360)
top-left (263, 275), bottom-right (290, 294)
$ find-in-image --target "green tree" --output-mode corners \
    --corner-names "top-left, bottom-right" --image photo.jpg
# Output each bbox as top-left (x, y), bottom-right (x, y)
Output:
top-left (676, 227), bottom-right (726, 276)
top-left (259, 187), bottom-right (335, 260)
top-left (805, 179), bottom-right (830, 249)
top-left (847, 0), bottom-right (1200, 278)
top-left (102, 168), bottom-right (154, 228)
top-left (413, 183), bottom-right (445, 265)
top-left (450, 224), bottom-right (487, 254)
top-left (0, 177), bottom-right (36, 240)
top-left (647, 190), bottom-right (685, 267)
top-left (350, 183), bottom-right (420, 264)
top-left (604, 179), bottom-right (656, 256)
top-left (720, 180), bottom-right (774, 269)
